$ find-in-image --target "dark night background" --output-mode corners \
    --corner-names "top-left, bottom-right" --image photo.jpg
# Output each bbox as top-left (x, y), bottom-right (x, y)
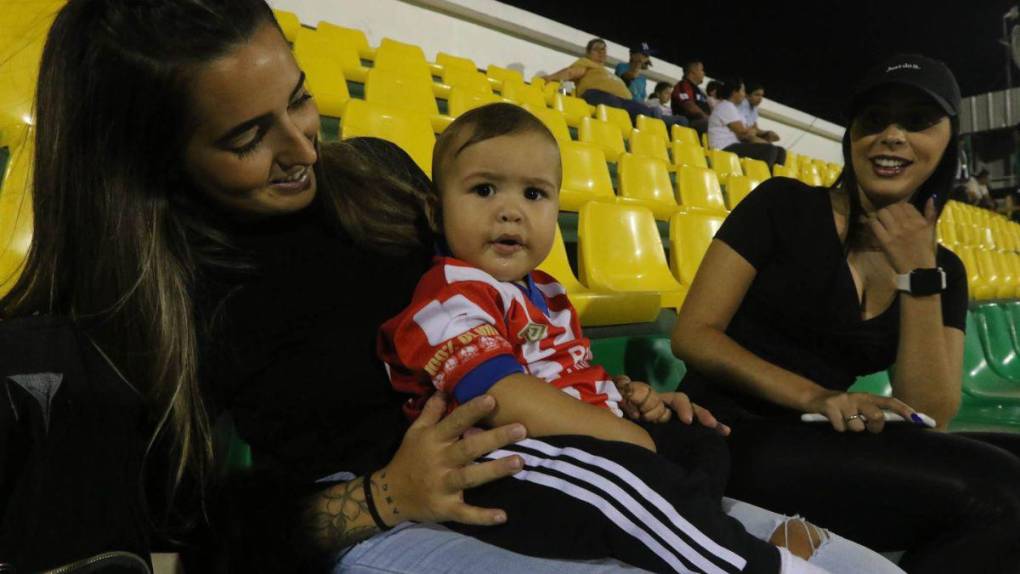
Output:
top-left (502, 0), bottom-right (1020, 126)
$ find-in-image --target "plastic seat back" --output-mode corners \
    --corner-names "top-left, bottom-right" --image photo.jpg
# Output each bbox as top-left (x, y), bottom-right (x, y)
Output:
top-left (559, 142), bottom-right (615, 211)
top-left (725, 176), bottom-right (762, 209)
top-left (629, 130), bottom-right (670, 164)
top-left (707, 149), bottom-right (743, 182)
top-left (671, 141), bottom-right (708, 169)
top-left (617, 153), bottom-right (678, 219)
top-left (668, 209), bottom-right (726, 284)
top-left (341, 100), bottom-right (436, 176)
top-left (677, 165), bottom-right (727, 212)
top-left (598, 104), bottom-right (634, 140)
top-left (579, 117), bottom-right (625, 162)
top-left (365, 68), bottom-right (439, 117)
top-left (635, 114), bottom-right (668, 143)
top-left (578, 201), bottom-right (685, 308)
top-left (523, 104), bottom-right (571, 143)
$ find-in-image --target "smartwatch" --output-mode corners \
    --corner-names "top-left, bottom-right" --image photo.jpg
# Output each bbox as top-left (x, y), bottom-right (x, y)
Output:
top-left (895, 267), bottom-right (946, 296)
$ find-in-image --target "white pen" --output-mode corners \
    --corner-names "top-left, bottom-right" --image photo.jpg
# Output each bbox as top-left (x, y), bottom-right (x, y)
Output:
top-left (800, 411), bottom-right (936, 428)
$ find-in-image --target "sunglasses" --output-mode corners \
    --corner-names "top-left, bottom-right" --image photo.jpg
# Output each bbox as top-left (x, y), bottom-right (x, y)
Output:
top-left (853, 106), bottom-right (947, 135)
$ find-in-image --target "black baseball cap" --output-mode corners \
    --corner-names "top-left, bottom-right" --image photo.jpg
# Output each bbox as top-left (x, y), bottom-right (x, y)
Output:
top-left (631, 42), bottom-right (656, 56)
top-left (850, 54), bottom-right (960, 117)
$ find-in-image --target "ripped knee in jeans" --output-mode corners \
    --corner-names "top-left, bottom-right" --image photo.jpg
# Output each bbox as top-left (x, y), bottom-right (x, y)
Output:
top-left (769, 518), bottom-right (829, 560)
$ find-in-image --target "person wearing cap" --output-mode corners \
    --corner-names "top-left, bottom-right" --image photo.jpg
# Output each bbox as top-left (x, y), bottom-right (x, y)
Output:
top-left (674, 54), bottom-right (1020, 573)
top-left (544, 38), bottom-right (688, 128)
top-left (614, 42), bottom-right (654, 102)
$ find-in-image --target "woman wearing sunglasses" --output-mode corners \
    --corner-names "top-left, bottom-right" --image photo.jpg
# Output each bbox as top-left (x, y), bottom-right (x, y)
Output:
top-left (672, 54), bottom-right (1020, 572)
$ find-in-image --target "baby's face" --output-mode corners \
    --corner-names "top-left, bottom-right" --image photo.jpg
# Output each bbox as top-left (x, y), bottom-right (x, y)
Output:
top-left (439, 130), bottom-right (561, 282)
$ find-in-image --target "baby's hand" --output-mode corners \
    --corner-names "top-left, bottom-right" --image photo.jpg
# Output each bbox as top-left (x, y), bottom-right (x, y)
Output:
top-left (613, 376), bottom-right (671, 424)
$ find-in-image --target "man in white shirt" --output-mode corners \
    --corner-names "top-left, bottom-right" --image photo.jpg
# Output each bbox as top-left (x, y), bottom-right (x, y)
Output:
top-left (738, 81), bottom-right (781, 143)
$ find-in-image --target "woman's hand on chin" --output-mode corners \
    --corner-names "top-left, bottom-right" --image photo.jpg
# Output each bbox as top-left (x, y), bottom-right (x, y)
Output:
top-left (866, 197), bottom-right (938, 273)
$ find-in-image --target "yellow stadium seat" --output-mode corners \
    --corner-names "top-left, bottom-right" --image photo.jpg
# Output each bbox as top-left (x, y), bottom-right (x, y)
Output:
top-left (312, 24), bottom-right (370, 82)
top-left (578, 201), bottom-right (687, 310)
top-left (341, 100), bottom-right (435, 177)
top-left (541, 81), bottom-right (562, 106)
top-left (364, 69), bottom-right (452, 133)
top-left (502, 79), bottom-right (547, 109)
top-left (292, 30), bottom-right (350, 118)
top-left (317, 21), bottom-right (374, 60)
top-left (993, 251), bottom-right (1018, 298)
top-left (597, 104), bottom-right (634, 141)
top-left (740, 158), bottom-right (771, 182)
top-left (773, 163), bottom-right (797, 178)
top-left (956, 247), bottom-right (982, 300)
top-left (725, 176), bottom-right (761, 210)
top-left (701, 132), bottom-right (710, 150)
top-left (578, 117), bottom-right (625, 163)
top-left (671, 142), bottom-right (708, 169)
top-left (447, 88), bottom-right (503, 117)
top-left (668, 208), bottom-right (726, 285)
top-left (1003, 252), bottom-right (1020, 298)
top-left (0, 140), bottom-right (33, 297)
top-left (629, 131), bottom-right (671, 165)
top-left (785, 152), bottom-right (800, 172)
top-left (617, 153), bottom-right (679, 220)
top-left (936, 219), bottom-right (959, 246)
top-left (487, 64), bottom-right (524, 89)
top-left (635, 115), bottom-right (669, 143)
top-left (671, 124), bottom-right (701, 148)
top-left (436, 52), bottom-right (477, 72)
top-left (373, 38), bottom-right (430, 77)
top-left (955, 223), bottom-right (978, 247)
top-left (554, 93), bottom-right (594, 128)
top-left (973, 248), bottom-right (1002, 300)
top-left (798, 163), bottom-right (824, 187)
top-left (272, 9), bottom-right (301, 43)
top-left (824, 163), bottom-right (843, 186)
top-left (559, 141), bottom-right (616, 211)
top-left (442, 67), bottom-right (492, 95)
top-left (523, 104), bottom-right (571, 143)
top-left (706, 149), bottom-right (743, 184)
top-left (537, 226), bottom-right (661, 326)
top-left (677, 165), bottom-right (727, 213)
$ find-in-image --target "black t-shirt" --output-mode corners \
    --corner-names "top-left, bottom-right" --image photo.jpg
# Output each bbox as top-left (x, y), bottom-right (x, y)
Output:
top-left (681, 177), bottom-right (968, 419)
top-left (197, 141), bottom-right (433, 483)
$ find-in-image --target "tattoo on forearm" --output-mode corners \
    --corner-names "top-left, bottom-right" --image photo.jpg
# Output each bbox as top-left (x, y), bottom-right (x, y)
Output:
top-left (303, 477), bottom-right (379, 553)
top-left (379, 470), bottom-right (399, 518)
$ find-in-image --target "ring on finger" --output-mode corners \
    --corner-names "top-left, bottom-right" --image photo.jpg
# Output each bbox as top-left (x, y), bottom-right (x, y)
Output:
top-left (844, 414), bottom-right (865, 423)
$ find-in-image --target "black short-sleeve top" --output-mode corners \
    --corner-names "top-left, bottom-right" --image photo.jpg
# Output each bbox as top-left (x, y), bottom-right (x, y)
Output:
top-left (681, 177), bottom-right (968, 419)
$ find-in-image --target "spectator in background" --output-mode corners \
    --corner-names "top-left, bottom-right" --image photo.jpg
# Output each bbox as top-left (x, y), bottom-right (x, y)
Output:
top-left (706, 80), bottom-right (723, 111)
top-left (647, 81), bottom-right (674, 116)
top-left (671, 59), bottom-right (711, 134)
top-left (965, 168), bottom-right (994, 209)
top-left (614, 42), bottom-right (653, 101)
top-left (739, 81), bottom-right (782, 144)
top-left (708, 77), bottom-right (787, 169)
top-left (544, 38), bottom-right (688, 128)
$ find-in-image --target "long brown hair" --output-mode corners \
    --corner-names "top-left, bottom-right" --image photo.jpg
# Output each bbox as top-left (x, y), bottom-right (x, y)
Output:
top-left (0, 0), bottom-right (434, 516)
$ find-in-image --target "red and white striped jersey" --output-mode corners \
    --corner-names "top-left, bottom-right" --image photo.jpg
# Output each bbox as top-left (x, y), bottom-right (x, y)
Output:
top-left (378, 256), bottom-right (622, 420)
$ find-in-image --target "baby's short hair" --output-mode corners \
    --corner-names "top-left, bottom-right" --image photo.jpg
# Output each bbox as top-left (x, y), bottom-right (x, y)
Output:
top-left (432, 103), bottom-right (559, 192)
